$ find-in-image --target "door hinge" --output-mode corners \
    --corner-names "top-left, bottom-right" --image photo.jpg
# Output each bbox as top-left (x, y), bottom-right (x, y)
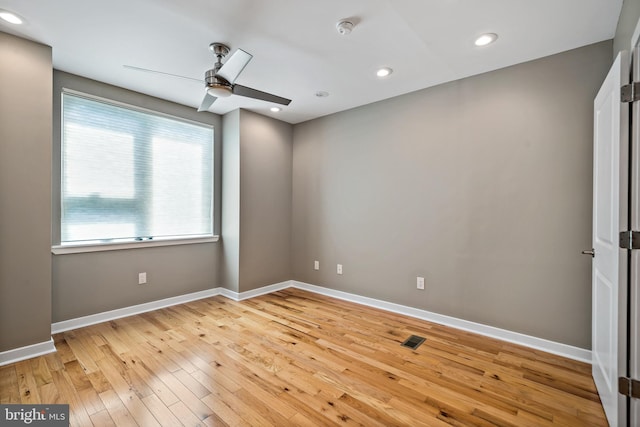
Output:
top-left (619, 231), bottom-right (640, 249)
top-left (622, 82), bottom-right (640, 102)
top-left (619, 377), bottom-right (640, 399)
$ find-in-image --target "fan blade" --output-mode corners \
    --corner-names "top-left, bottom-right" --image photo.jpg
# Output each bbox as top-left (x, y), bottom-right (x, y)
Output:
top-left (123, 65), bottom-right (201, 83)
top-left (216, 49), bottom-right (252, 84)
top-left (197, 92), bottom-right (217, 112)
top-left (232, 85), bottom-right (291, 105)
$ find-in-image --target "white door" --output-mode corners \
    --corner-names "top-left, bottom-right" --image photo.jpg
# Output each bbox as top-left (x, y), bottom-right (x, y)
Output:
top-left (592, 51), bottom-right (629, 427)
top-left (629, 46), bottom-right (640, 426)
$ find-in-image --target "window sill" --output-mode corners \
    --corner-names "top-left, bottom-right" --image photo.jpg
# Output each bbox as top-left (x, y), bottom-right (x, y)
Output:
top-left (51, 235), bottom-right (220, 255)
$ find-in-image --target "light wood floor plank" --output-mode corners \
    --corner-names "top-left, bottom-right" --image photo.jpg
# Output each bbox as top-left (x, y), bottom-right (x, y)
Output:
top-left (0, 365), bottom-right (20, 403)
top-left (168, 400), bottom-right (209, 427)
top-left (141, 394), bottom-right (182, 427)
top-left (0, 288), bottom-right (607, 426)
top-left (99, 389), bottom-right (137, 427)
top-left (89, 408), bottom-right (117, 427)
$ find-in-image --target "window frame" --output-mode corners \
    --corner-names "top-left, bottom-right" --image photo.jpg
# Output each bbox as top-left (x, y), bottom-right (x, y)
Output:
top-left (52, 87), bottom-right (219, 255)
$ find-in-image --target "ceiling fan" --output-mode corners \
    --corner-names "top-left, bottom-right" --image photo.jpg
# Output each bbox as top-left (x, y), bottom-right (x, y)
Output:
top-left (124, 42), bottom-right (291, 112)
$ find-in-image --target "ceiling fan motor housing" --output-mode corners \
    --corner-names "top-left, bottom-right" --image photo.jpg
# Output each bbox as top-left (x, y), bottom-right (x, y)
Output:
top-left (204, 69), bottom-right (232, 97)
top-left (204, 69), bottom-right (230, 86)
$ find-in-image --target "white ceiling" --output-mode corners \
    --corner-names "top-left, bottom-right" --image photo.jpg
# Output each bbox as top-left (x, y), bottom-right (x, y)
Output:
top-left (0, 0), bottom-right (623, 124)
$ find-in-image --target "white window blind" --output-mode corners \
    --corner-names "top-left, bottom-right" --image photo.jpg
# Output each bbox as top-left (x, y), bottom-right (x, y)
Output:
top-left (61, 92), bottom-right (214, 245)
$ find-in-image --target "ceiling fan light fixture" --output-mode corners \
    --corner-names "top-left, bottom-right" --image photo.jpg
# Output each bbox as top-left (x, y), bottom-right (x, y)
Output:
top-left (475, 33), bottom-right (498, 46)
top-left (207, 83), bottom-right (232, 98)
top-left (0, 10), bottom-right (23, 24)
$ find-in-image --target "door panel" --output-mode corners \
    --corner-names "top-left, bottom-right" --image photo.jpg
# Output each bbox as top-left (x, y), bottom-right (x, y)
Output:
top-left (630, 46), bottom-right (640, 426)
top-left (631, 253), bottom-right (640, 425)
top-left (592, 50), bottom-right (629, 427)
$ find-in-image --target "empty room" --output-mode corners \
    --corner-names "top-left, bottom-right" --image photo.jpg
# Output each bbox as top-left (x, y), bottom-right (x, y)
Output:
top-left (1, 1), bottom-right (639, 426)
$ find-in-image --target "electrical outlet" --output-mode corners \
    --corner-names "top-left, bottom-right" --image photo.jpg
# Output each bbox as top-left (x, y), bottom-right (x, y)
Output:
top-left (138, 272), bottom-right (147, 285)
top-left (314, 260), bottom-right (320, 270)
top-left (337, 264), bottom-right (343, 275)
top-left (417, 276), bottom-right (425, 290)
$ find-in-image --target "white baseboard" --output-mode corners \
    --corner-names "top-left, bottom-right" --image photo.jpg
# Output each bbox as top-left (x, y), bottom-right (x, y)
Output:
top-left (291, 281), bottom-right (592, 364)
top-left (51, 288), bottom-right (221, 334)
top-left (220, 280), bottom-right (292, 301)
top-left (0, 338), bottom-right (56, 367)
top-left (43, 279), bottom-right (590, 365)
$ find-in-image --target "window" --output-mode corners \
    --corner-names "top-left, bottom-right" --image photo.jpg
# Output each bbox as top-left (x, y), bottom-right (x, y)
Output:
top-left (59, 91), bottom-right (214, 248)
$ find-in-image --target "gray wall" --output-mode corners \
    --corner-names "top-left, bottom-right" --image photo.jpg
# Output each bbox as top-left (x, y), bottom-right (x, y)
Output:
top-left (292, 41), bottom-right (612, 349)
top-left (614, 0), bottom-right (640, 56)
top-left (221, 110), bottom-right (241, 293)
top-left (221, 110), bottom-right (293, 293)
top-left (238, 110), bottom-right (293, 292)
top-left (52, 71), bottom-right (223, 322)
top-left (0, 33), bottom-right (52, 352)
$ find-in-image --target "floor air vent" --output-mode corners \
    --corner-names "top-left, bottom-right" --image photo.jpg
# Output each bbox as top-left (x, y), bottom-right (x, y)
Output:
top-left (401, 335), bottom-right (425, 350)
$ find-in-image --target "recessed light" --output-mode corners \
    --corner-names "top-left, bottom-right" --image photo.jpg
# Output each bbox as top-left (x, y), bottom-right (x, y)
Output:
top-left (376, 67), bottom-right (393, 78)
top-left (475, 33), bottom-right (498, 47)
top-left (270, 107), bottom-right (281, 112)
top-left (315, 91), bottom-right (329, 98)
top-left (0, 10), bottom-right (23, 25)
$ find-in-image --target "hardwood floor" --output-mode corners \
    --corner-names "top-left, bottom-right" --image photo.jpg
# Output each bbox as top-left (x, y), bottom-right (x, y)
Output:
top-left (0, 288), bottom-right (607, 426)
